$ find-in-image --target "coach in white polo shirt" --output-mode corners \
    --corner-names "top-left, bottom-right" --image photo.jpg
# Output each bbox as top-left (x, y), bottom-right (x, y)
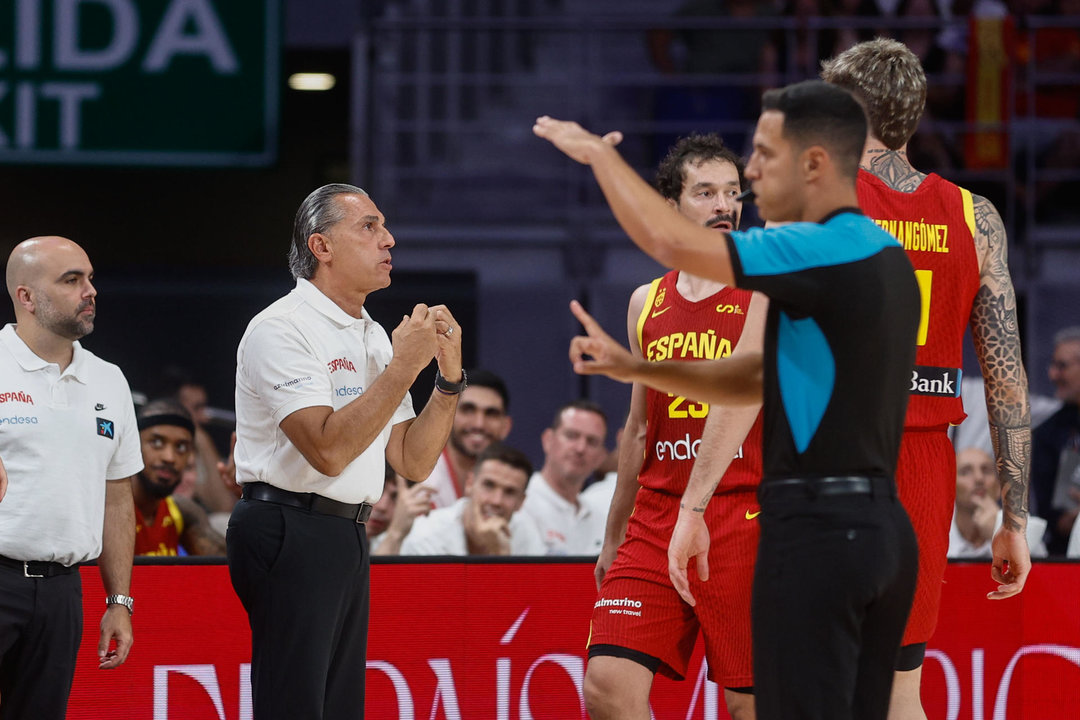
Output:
top-left (0, 236), bottom-right (142, 719)
top-left (227, 183), bottom-right (463, 720)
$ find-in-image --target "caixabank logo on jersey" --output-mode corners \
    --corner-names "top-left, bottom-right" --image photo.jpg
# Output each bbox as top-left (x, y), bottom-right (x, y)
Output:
top-left (910, 365), bottom-right (962, 397)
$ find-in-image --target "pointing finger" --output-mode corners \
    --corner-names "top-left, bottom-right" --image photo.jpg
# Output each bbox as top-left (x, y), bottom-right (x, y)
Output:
top-left (570, 300), bottom-right (604, 336)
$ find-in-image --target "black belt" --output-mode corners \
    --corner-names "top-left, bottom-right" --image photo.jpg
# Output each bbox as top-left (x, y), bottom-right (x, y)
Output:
top-left (242, 482), bottom-right (373, 523)
top-left (0, 554), bottom-right (77, 578)
top-left (761, 476), bottom-right (895, 499)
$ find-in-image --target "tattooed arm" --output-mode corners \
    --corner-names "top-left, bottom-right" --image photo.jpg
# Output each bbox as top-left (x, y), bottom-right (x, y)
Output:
top-left (176, 495), bottom-right (227, 556)
top-left (969, 193), bottom-right (1033, 598)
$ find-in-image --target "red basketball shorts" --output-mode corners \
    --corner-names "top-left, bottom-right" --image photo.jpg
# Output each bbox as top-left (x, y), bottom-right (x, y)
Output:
top-left (588, 486), bottom-right (759, 686)
top-left (895, 428), bottom-right (955, 647)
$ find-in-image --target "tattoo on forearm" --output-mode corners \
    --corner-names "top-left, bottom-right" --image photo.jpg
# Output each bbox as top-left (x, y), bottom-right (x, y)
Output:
top-left (971, 288), bottom-right (1023, 388)
top-left (990, 424), bottom-right (1031, 532)
top-left (862, 149), bottom-right (927, 192)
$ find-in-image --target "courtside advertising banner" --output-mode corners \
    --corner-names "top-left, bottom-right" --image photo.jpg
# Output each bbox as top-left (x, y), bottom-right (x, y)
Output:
top-left (68, 561), bottom-right (1080, 719)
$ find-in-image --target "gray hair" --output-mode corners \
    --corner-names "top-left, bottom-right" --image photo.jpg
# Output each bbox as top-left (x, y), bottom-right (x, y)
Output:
top-left (1053, 326), bottom-right (1080, 348)
top-left (288, 183), bottom-right (368, 280)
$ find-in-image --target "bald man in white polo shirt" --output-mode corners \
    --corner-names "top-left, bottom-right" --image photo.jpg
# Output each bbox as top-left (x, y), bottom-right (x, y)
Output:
top-left (227, 183), bottom-right (464, 720)
top-left (0, 236), bottom-right (142, 720)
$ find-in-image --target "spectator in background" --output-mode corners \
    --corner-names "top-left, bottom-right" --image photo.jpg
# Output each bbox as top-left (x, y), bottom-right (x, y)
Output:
top-left (521, 400), bottom-right (609, 555)
top-left (402, 443), bottom-right (544, 556)
top-left (153, 366), bottom-right (238, 518)
top-left (367, 463), bottom-right (434, 555)
top-left (580, 426), bottom-right (624, 512)
top-left (949, 446), bottom-right (1047, 558)
top-left (1032, 326), bottom-right (1080, 554)
top-left (132, 399), bottom-right (226, 557)
top-left (420, 368), bottom-right (513, 508)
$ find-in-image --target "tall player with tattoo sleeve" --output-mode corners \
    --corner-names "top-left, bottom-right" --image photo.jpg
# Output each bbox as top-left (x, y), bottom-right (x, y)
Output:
top-left (822, 39), bottom-right (1032, 720)
top-left (583, 134), bottom-right (766, 720)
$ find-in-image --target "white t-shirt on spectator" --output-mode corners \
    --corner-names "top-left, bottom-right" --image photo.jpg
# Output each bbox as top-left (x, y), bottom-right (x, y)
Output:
top-left (399, 498), bottom-right (545, 556)
top-left (520, 472), bottom-right (605, 556)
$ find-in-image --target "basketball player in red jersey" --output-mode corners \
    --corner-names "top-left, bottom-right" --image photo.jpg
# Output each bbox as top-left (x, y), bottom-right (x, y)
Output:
top-left (822, 39), bottom-right (1032, 720)
top-left (583, 134), bottom-right (767, 720)
top-left (133, 398), bottom-right (226, 557)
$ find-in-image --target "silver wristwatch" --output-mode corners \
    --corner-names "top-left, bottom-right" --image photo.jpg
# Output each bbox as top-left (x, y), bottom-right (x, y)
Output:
top-left (105, 594), bottom-right (134, 615)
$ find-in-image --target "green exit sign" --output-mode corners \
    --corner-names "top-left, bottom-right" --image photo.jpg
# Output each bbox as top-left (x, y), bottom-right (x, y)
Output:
top-left (0, 0), bottom-right (280, 166)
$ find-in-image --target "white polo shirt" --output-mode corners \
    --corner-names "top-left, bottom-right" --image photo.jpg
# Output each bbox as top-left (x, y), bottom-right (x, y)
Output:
top-left (234, 279), bottom-right (415, 505)
top-left (520, 472), bottom-right (606, 556)
top-left (0, 324), bottom-right (143, 566)
top-left (399, 498), bottom-right (545, 556)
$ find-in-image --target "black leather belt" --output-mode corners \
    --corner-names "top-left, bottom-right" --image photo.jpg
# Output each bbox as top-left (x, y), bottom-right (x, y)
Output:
top-left (0, 554), bottom-right (77, 578)
top-left (761, 476), bottom-right (895, 499)
top-left (242, 482), bottom-right (373, 523)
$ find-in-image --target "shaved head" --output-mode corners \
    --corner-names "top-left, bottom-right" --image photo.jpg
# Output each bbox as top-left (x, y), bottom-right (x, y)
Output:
top-left (6, 236), bottom-right (86, 300)
top-left (6, 236), bottom-right (97, 341)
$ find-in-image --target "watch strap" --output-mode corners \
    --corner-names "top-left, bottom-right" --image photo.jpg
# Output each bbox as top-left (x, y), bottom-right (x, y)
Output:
top-left (435, 368), bottom-right (468, 395)
top-left (105, 594), bottom-right (134, 615)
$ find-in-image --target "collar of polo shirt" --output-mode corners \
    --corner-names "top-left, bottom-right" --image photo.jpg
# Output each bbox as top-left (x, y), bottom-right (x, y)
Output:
top-left (293, 279), bottom-right (372, 329)
top-left (0, 325), bottom-right (90, 381)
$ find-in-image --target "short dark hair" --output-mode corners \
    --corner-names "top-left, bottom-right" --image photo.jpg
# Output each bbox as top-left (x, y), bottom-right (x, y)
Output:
top-left (655, 133), bottom-right (747, 200)
top-left (760, 80), bottom-right (868, 181)
top-left (475, 442), bottom-right (533, 481)
top-left (550, 399), bottom-right (608, 432)
top-left (466, 368), bottom-right (511, 413)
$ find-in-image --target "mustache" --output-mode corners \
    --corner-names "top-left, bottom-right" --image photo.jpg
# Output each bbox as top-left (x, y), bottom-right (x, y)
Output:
top-left (736, 188), bottom-right (755, 203)
top-left (77, 300), bottom-right (95, 313)
top-left (706, 214), bottom-right (737, 228)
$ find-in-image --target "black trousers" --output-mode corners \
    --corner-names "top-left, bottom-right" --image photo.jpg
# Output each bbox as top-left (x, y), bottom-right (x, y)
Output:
top-left (0, 565), bottom-right (83, 720)
top-left (227, 498), bottom-right (371, 720)
top-left (752, 483), bottom-right (918, 720)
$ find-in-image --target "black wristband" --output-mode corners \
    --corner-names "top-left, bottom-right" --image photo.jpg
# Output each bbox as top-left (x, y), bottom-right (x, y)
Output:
top-left (435, 368), bottom-right (467, 395)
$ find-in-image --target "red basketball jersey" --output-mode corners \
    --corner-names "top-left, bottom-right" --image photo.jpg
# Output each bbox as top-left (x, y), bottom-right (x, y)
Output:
top-left (636, 272), bottom-right (763, 494)
top-left (135, 496), bottom-right (184, 556)
top-left (857, 170), bottom-right (981, 429)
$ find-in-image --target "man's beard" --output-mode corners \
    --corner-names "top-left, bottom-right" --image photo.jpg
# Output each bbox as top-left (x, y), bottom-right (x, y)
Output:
top-left (448, 428), bottom-right (494, 459)
top-left (137, 470), bottom-right (180, 499)
top-left (36, 293), bottom-right (94, 340)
